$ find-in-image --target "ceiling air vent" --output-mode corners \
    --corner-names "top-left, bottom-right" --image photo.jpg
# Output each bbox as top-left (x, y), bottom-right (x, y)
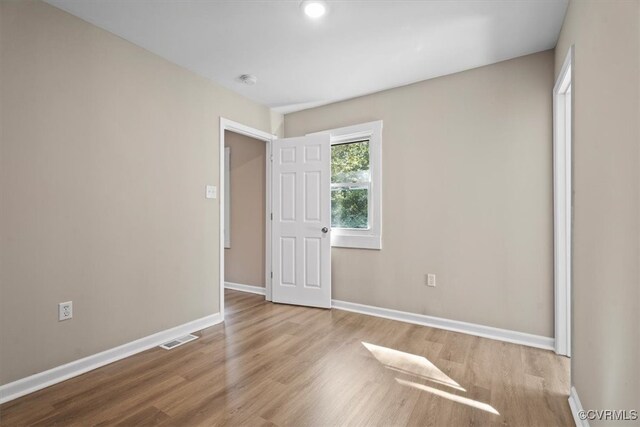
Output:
top-left (159, 334), bottom-right (198, 350)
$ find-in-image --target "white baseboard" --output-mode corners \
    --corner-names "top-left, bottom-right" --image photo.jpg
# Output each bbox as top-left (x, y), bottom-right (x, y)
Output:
top-left (568, 386), bottom-right (589, 427)
top-left (0, 313), bottom-right (222, 404)
top-left (331, 299), bottom-right (555, 351)
top-left (225, 282), bottom-right (266, 296)
top-left (224, 284), bottom-right (554, 350)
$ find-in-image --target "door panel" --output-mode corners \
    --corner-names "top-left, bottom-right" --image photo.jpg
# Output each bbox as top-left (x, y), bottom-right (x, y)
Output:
top-left (280, 237), bottom-right (296, 286)
top-left (272, 134), bottom-right (331, 308)
top-left (304, 237), bottom-right (321, 288)
top-left (280, 173), bottom-right (296, 221)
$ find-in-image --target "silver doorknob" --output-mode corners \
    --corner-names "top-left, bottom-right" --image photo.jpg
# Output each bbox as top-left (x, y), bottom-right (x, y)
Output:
top-left (321, 227), bottom-right (329, 233)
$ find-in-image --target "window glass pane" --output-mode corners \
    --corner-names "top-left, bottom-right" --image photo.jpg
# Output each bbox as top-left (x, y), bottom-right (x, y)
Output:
top-left (331, 186), bottom-right (369, 229)
top-left (331, 140), bottom-right (370, 183)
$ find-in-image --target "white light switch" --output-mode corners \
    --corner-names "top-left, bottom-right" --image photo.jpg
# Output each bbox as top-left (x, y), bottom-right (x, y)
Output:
top-left (205, 185), bottom-right (217, 199)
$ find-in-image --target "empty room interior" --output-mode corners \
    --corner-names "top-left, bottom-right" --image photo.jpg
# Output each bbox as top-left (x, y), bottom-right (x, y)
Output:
top-left (0, 0), bottom-right (638, 426)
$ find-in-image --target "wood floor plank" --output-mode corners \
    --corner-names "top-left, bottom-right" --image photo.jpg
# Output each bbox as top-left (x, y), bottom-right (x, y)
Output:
top-left (0, 290), bottom-right (572, 426)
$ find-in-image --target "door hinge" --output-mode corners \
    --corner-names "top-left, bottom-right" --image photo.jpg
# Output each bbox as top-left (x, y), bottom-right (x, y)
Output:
top-left (270, 271), bottom-right (273, 278)
top-left (270, 213), bottom-right (273, 220)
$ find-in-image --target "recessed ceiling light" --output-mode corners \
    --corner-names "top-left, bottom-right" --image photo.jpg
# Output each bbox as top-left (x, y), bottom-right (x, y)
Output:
top-left (238, 74), bottom-right (257, 85)
top-left (301, 1), bottom-right (327, 19)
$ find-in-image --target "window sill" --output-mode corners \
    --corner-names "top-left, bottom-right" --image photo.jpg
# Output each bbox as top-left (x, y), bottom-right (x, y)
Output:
top-left (331, 234), bottom-right (381, 250)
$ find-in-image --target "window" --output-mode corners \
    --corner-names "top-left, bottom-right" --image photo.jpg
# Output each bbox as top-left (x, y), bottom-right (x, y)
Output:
top-left (331, 140), bottom-right (370, 229)
top-left (309, 120), bottom-right (382, 249)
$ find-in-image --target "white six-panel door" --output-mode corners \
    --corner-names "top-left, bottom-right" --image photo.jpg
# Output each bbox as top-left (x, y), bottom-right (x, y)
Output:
top-left (271, 134), bottom-right (331, 308)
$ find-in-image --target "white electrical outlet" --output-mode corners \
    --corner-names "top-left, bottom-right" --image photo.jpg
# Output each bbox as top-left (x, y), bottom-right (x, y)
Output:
top-left (59, 301), bottom-right (73, 321)
top-left (426, 274), bottom-right (436, 287)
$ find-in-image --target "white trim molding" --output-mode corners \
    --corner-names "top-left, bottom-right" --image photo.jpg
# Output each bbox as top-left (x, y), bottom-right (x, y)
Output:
top-left (224, 146), bottom-right (231, 249)
top-left (553, 45), bottom-right (574, 357)
top-left (0, 313), bottom-right (222, 404)
top-left (219, 117), bottom-right (277, 309)
top-left (569, 386), bottom-right (590, 427)
top-left (224, 282), bottom-right (266, 296)
top-left (332, 299), bottom-right (554, 350)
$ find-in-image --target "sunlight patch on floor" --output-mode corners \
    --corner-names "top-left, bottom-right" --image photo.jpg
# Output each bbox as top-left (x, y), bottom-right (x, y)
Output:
top-left (396, 378), bottom-right (500, 415)
top-left (361, 342), bottom-right (465, 391)
top-left (362, 341), bottom-right (500, 416)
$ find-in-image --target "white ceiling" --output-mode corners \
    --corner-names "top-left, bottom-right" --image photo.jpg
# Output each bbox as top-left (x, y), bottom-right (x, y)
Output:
top-left (46, 0), bottom-right (568, 114)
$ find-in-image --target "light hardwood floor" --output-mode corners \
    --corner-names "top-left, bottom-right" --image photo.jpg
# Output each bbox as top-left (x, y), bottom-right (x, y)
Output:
top-left (0, 290), bottom-right (572, 426)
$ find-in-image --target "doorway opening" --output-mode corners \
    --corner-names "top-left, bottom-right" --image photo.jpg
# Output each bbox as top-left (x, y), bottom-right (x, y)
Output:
top-left (553, 46), bottom-right (573, 357)
top-left (219, 118), bottom-right (275, 318)
top-left (219, 120), bottom-right (379, 312)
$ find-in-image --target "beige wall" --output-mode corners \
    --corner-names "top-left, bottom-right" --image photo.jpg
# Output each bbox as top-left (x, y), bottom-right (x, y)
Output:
top-left (0, 0), bottom-right (280, 385)
top-left (285, 51), bottom-right (555, 337)
top-left (224, 131), bottom-right (266, 287)
top-left (555, 0), bottom-right (640, 421)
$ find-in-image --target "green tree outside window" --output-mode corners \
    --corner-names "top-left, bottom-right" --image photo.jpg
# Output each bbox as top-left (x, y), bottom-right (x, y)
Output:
top-left (331, 140), bottom-right (370, 229)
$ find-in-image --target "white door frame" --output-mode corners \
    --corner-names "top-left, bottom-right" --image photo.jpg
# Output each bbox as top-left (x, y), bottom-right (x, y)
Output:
top-left (553, 46), bottom-right (573, 357)
top-left (219, 118), bottom-right (277, 318)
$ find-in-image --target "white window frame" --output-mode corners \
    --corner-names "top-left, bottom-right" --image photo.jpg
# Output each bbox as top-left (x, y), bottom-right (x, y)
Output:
top-left (309, 120), bottom-right (382, 250)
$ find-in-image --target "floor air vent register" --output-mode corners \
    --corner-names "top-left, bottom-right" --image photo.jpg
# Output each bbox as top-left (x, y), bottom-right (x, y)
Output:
top-left (159, 334), bottom-right (199, 350)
